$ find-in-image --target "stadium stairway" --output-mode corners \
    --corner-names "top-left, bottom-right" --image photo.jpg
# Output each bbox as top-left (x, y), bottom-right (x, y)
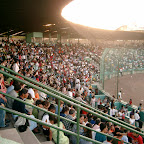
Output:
top-left (0, 126), bottom-right (54, 144)
top-left (0, 114), bottom-right (54, 144)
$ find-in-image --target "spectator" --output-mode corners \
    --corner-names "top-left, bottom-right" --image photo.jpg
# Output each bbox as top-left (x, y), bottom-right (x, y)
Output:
top-left (110, 106), bottom-right (117, 117)
top-left (32, 100), bottom-right (43, 119)
top-left (130, 109), bottom-right (135, 118)
top-left (12, 88), bottom-right (38, 132)
top-left (128, 128), bottom-right (143, 144)
top-left (60, 105), bottom-right (69, 117)
top-left (129, 99), bottom-right (132, 105)
top-left (55, 100), bottom-right (64, 115)
top-left (38, 100), bottom-right (50, 120)
top-left (7, 83), bottom-right (21, 109)
top-left (102, 136), bottom-right (113, 144)
top-left (129, 115), bottom-right (135, 126)
top-left (12, 88), bottom-right (29, 115)
top-left (91, 96), bottom-right (96, 108)
top-left (118, 90), bottom-right (122, 100)
top-left (92, 118), bottom-right (101, 139)
top-left (138, 103), bottom-right (143, 111)
top-left (28, 87), bottom-right (35, 100)
top-left (13, 60), bottom-right (19, 73)
top-left (67, 88), bottom-right (73, 98)
top-left (83, 115), bottom-right (88, 126)
top-left (49, 115), bottom-right (69, 144)
top-left (34, 89), bottom-right (40, 100)
top-left (118, 109), bottom-right (124, 121)
top-left (0, 103), bottom-right (8, 128)
top-left (97, 97), bottom-right (101, 109)
top-left (80, 123), bottom-right (93, 144)
top-left (70, 114), bottom-right (84, 144)
top-left (95, 122), bottom-right (108, 142)
top-left (134, 110), bottom-right (143, 128)
top-left (25, 93), bottom-right (34, 112)
top-left (42, 104), bottom-right (56, 141)
top-left (62, 108), bottom-right (75, 132)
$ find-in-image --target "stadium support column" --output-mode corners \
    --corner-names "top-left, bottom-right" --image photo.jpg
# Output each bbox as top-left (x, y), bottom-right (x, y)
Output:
top-left (7, 28), bottom-right (10, 42)
top-left (100, 48), bottom-right (110, 89)
top-left (68, 34), bottom-right (70, 45)
top-left (117, 59), bottom-right (119, 99)
top-left (49, 33), bottom-right (51, 43)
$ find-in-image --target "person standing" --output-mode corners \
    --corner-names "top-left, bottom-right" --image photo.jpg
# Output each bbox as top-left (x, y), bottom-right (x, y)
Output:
top-left (118, 91), bottom-right (122, 100)
top-left (134, 110), bottom-right (143, 128)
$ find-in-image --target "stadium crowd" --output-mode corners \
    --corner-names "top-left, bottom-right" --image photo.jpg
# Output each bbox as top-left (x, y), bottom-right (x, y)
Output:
top-left (104, 48), bottom-right (144, 73)
top-left (0, 39), bottom-right (144, 144)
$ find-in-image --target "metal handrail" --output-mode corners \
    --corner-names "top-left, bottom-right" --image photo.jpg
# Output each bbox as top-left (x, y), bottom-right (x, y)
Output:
top-left (0, 90), bottom-right (130, 143)
top-left (0, 65), bottom-right (140, 130)
top-left (0, 106), bottom-right (102, 144)
top-left (0, 71), bottom-right (143, 137)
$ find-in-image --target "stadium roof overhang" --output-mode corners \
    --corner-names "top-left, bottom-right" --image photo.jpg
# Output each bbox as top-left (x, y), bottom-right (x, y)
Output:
top-left (68, 22), bottom-right (144, 41)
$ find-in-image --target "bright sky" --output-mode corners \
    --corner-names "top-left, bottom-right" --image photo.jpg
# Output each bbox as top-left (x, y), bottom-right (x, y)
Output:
top-left (61, 0), bottom-right (144, 30)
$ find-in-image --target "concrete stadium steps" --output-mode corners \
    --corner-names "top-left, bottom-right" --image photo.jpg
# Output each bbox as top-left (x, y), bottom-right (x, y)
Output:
top-left (18, 127), bottom-right (41, 144)
top-left (41, 141), bottom-right (54, 144)
top-left (0, 128), bottom-right (24, 144)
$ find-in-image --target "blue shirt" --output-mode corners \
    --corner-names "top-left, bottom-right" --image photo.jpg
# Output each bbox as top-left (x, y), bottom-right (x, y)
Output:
top-left (95, 132), bottom-right (106, 142)
top-left (55, 105), bottom-right (63, 115)
top-left (12, 97), bottom-right (29, 114)
top-left (6, 85), bottom-right (14, 94)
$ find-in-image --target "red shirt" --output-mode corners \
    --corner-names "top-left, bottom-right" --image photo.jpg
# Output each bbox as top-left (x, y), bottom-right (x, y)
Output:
top-left (128, 132), bottom-right (143, 144)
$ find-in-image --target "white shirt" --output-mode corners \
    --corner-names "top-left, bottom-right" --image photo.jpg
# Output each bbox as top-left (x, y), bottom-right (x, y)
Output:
top-left (129, 118), bottom-right (135, 125)
top-left (13, 63), bottom-right (19, 73)
top-left (67, 91), bottom-right (73, 98)
top-left (42, 114), bottom-right (50, 130)
top-left (110, 108), bottom-right (117, 116)
top-left (118, 92), bottom-right (122, 99)
top-left (75, 79), bottom-right (80, 84)
top-left (134, 113), bottom-right (140, 120)
top-left (118, 112), bottom-right (123, 119)
top-left (28, 88), bottom-right (35, 98)
top-left (38, 91), bottom-right (47, 100)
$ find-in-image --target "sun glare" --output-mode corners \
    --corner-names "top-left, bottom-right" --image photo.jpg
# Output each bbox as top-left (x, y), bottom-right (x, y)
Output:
top-left (61, 0), bottom-right (144, 30)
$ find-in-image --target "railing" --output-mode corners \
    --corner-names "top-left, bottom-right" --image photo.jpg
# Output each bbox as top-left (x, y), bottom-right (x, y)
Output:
top-left (0, 106), bottom-right (101, 144)
top-left (0, 66), bottom-right (144, 143)
top-left (0, 88), bottom-right (132, 144)
top-left (0, 65), bottom-right (141, 130)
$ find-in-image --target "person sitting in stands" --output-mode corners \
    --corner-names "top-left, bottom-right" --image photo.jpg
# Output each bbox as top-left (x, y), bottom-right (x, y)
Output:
top-left (32, 100), bottom-right (43, 119)
top-left (80, 123), bottom-right (93, 144)
top-left (128, 128), bottom-right (143, 144)
top-left (12, 88), bottom-right (38, 132)
top-left (49, 115), bottom-right (69, 144)
top-left (25, 93), bottom-right (34, 112)
top-left (62, 108), bottom-right (75, 137)
top-left (38, 100), bottom-right (50, 120)
top-left (95, 122), bottom-right (108, 142)
top-left (92, 118), bottom-right (101, 139)
top-left (55, 100), bottom-right (64, 115)
top-left (102, 136), bottom-right (113, 144)
top-left (70, 114), bottom-right (84, 144)
top-left (42, 104), bottom-right (56, 141)
top-left (60, 105), bottom-right (69, 118)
